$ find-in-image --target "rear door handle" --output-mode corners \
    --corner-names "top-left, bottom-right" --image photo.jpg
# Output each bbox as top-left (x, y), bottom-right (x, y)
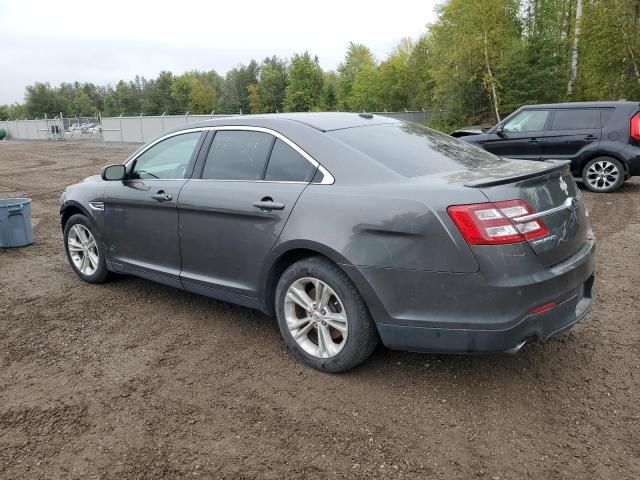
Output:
top-left (151, 191), bottom-right (172, 202)
top-left (584, 135), bottom-right (598, 140)
top-left (253, 197), bottom-right (285, 211)
top-left (528, 138), bottom-right (540, 144)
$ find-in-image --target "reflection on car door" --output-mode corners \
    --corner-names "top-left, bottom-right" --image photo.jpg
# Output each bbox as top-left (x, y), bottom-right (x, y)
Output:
top-left (103, 131), bottom-right (204, 286)
top-left (178, 130), bottom-right (316, 303)
top-left (482, 109), bottom-right (550, 160)
top-left (541, 108), bottom-right (602, 161)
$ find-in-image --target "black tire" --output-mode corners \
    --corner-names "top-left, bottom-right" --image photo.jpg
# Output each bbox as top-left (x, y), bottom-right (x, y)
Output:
top-left (63, 213), bottom-right (110, 283)
top-left (581, 156), bottom-right (625, 193)
top-left (275, 256), bottom-right (379, 373)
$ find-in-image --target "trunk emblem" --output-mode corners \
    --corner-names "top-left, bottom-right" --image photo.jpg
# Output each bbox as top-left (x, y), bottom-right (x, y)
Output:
top-left (567, 197), bottom-right (579, 212)
top-left (559, 177), bottom-right (569, 196)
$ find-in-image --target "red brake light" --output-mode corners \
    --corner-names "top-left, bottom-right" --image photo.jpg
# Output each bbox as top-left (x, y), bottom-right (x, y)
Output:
top-left (529, 302), bottom-right (557, 315)
top-left (630, 112), bottom-right (640, 142)
top-left (447, 200), bottom-right (549, 245)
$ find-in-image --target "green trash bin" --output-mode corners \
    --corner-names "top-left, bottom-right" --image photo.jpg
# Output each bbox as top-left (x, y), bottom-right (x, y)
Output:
top-left (0, 128), bottom-right (6, 140)
top-left (0, 198), bottom-right (33, 248)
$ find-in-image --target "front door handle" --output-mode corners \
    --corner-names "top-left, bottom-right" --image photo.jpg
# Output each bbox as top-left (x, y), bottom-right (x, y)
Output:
top-left (151, 191), bottom-right (172, 202)
top-left (253, 197), bottom-right (285, 211)
top-left (528, 138), bottom-right (540, 144)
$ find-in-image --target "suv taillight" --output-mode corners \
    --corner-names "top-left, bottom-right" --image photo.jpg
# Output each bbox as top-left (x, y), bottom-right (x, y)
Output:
top-left (630, 112), bottom-right (640, 142)
top-left (447, 200), bottom-right (549, 245)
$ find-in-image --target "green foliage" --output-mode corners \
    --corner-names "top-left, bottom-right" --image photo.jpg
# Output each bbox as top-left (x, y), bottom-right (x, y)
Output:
top-left (0, 103), bottom-right (26, 120)
top-left (321, 71), bottom-right (338, 111)
top-left (336, 43), bottom-right (378, 110)
top-left (576, 0), bottom-right (640, 100)
top-left (283, 52), bottom-right (324, 112)
top-left (498, 37), bottom-right (566, 113)
top-left (248, 56), bottom-right (288, 113)
top-left (221, 61), bottom-right (259, 113)
top-left (171, 71), bottom-right (220, 113)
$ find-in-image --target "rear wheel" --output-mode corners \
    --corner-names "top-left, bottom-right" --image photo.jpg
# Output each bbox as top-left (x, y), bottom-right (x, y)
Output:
top-left (63, 213), bottom-right (110, 283)
top-left (582, 157), bottom-right (625, 193)
top-left (275, 257), bottom-right (379, 372)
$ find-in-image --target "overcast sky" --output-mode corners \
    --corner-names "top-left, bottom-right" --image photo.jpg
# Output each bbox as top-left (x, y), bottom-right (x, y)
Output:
top-left (0, 0), bottom-right (438, 105)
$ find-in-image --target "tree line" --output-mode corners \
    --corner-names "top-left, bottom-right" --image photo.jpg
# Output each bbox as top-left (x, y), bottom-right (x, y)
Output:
top-left (1, 0), bottom-right (638, 129)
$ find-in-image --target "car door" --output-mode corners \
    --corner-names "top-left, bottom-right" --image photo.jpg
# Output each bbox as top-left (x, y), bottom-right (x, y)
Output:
top-left (541, 108), bottom-right (602, 161)
top-left (103, 130), bottom-right (205, 287)
top-left (481, 109), bottom-right (550, 160)
top-left (178, 128), bottom-right (316, 300)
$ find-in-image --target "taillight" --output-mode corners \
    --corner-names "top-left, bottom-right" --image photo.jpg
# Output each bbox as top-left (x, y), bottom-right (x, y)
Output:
top-left (447, 200), bottom-right (549, 245)
top-left (630, 112), bottom-right (640, 142)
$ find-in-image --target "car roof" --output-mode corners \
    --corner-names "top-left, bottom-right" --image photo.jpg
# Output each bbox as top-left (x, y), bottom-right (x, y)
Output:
top-left (175, 112), bottom-right (398, 133)
top-left (520, 101), bottom-right (639, 110)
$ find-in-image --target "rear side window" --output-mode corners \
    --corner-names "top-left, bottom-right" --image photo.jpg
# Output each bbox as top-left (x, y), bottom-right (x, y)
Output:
top-left (550, 109), bottom-right (601, 130)
top-left (600, 108), bottom-right (615, 127)
top-left (202, 131), bottom-right (274, 180)
top-left (265, 139), bottom-right (314, 182)
top-left (330, 122), bottom-right (501, 178)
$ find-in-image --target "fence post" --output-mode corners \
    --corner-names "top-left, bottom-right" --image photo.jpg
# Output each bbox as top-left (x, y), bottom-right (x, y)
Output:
top-left (139, 113), bottom-right (144, 143)
top-left (161, 112), bottom-right (166, 132)
top-left (119, 113), bottom-right (124, 142)
top-left (185, 111), bottom-right (190, 125)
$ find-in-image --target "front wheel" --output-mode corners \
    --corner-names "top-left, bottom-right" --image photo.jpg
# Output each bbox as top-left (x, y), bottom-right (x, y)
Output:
top-left (582, 157), bottom-right (625, 193)
top-left (63, 213), bottom-right (110, 283)
top-left (275, 257), bottom-right (379, 373)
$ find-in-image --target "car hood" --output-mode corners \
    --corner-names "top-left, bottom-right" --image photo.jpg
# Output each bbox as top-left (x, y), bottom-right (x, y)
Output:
top-left (82, 174), bottom-right (102, 183)
top-left (450, 125), bottom-right (492, 138)
top-left (459, 133), bottom-right (494, 144)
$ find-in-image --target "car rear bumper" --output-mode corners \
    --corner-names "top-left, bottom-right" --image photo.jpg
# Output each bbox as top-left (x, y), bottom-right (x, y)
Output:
top-left (375, 275), bottom-right (593, 352)
top-left (343, 239), bottom-right (596, 353)
top-left (623, 144), bottom-right (640, 176)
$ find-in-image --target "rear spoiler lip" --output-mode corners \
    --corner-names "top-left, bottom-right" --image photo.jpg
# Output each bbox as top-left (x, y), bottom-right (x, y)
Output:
top-left (464, 159), bottom-right (571, 188)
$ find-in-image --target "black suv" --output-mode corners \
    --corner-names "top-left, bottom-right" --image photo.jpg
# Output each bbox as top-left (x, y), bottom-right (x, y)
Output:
top-left (456, 101), bottom-right (640, 192)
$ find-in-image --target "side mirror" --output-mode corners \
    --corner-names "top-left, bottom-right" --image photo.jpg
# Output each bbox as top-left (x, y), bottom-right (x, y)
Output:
top-left (101, 164), bottom-right (126, 181)
top-left (496, 125), bottom-right (507, 138)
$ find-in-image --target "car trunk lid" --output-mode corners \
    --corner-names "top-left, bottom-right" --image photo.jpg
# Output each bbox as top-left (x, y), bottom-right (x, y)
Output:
top-left (468, 161), bottom-right (590, 267)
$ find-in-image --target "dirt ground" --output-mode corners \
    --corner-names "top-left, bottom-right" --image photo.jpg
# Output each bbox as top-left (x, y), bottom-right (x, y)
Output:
top-left (0, 140), bottom-right (639, 480)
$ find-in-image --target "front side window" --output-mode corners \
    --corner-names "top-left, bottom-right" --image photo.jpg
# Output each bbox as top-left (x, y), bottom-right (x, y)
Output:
top-left (550, 109), bottom-right (601, 130)
top-left (202, 131), bottom-right (274, 180)
top-left (265, 139), bottom-right (315, 182)
top-left (132, 132), bottom-right (202, 180)
top-left (502, 110), bottom-right (549, 133)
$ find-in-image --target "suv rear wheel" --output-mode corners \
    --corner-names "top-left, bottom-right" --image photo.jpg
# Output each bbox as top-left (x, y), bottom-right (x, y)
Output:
top-left (275, 257), bottom-right (379, 372)
top-left (582, 156), bottom-right (625, 193)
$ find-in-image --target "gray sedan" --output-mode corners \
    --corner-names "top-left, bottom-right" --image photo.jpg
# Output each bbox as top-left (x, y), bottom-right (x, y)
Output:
top-left (60, 113), bottom-right (596, 372)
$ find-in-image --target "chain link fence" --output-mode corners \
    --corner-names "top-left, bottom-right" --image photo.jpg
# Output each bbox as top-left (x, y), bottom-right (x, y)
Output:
top-left (1, 110), bottom-right (436, 143)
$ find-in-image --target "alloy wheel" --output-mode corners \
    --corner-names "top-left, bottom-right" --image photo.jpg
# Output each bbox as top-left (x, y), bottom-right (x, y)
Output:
top-left (586, 160), bottom-right (620, 191)
top-left (67, 224), bottom-right (99, 276)
top-left (284, 277), bottom-right (348, 359)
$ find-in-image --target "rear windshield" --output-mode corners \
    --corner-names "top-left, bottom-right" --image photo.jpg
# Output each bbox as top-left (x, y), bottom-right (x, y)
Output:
top-left (329, 122), bottom-right (503, 177)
